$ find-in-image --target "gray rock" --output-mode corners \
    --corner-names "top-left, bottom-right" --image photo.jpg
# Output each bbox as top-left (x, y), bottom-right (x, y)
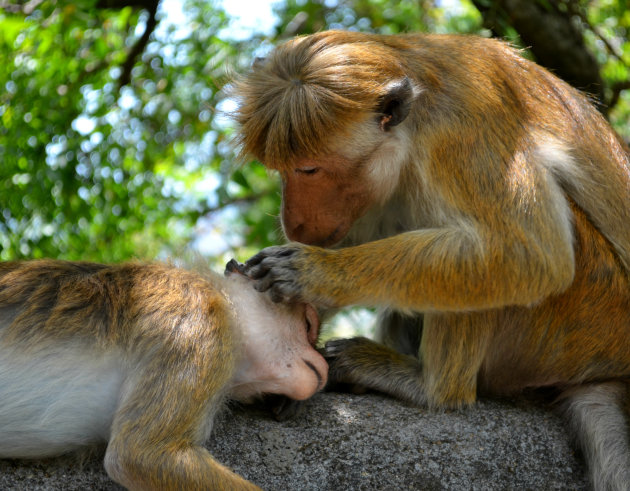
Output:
top-left (0, 393), bottom-right (588, 490)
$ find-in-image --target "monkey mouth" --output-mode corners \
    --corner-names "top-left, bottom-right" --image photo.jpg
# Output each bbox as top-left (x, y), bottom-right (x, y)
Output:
top-left (302, 358), bottom-right (325, 391)
top-left (316, 225), bottom-right (346, 248)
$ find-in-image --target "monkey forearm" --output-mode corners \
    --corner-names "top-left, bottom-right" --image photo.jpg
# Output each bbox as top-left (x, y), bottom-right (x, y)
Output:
top-left (106, 441), bottom-right (261, 491)
top-left (247, 227), bottom-right (575, 311)
top-left (324, 337), bottom-right (427, 406)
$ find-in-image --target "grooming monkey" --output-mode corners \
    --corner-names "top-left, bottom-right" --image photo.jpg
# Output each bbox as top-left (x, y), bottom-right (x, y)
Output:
top-left (0, 259), bottom-right (327, 490)
top-left (234, 31), bottom-right (630, 489)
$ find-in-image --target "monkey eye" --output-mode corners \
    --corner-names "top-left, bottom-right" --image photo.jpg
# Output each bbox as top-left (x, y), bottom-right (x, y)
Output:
top-left (296, 167), bottom-right (320, 175)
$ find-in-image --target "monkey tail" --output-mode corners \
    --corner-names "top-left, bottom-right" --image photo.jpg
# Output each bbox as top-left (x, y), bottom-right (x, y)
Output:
top-left (559, 381), bottom-right (630, 491)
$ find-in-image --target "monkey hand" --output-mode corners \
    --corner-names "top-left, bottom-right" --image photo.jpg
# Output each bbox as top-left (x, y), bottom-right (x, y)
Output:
top-left (244, 244), bottom-right (314, 304)
top-left (323, 337), bottom-right (388, 388)
top-left (323, 337), bottom-right (426, 406)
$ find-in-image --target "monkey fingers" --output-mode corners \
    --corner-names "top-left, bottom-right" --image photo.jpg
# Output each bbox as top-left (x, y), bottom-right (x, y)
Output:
top-left (263, 281), bottom-right (296, 303)
top-left (224, 258), bottom-right (246, 275)
top-left (244, 245), bottom-right (304, 303)
top-left (323, 337), bottom-right (427, 407)
top-left (244, 245), bottom-right (297, 271)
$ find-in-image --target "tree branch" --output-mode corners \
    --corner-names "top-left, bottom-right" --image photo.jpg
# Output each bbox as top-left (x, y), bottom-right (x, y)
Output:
top-left (115, 0), bottom-right (160, 90)
top-left (201, 192), bottom-right (271, 217)
top-left (609, 80), bottom-right (630, 113)
top-left (472, 0), bottom-right (606, 111)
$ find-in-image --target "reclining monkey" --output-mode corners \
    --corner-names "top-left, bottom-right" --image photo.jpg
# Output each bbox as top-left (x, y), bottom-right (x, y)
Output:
top-left (0, 258), bottom-right (327, 490)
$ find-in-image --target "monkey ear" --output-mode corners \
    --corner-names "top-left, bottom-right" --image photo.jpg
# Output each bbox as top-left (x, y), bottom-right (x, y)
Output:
top-left (378, 77), bottom-right (413, 131)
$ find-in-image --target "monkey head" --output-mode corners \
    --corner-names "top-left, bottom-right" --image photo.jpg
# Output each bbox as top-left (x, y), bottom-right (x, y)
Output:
top-left (224, 259), bottom-right (328, 401)
top-left (234, 31), bottom-right (419, 246)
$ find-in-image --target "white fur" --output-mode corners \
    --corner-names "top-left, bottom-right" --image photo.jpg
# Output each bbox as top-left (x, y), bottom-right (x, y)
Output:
top-left (221, 274), bottom-right (327, 402)
top-left (544, 170), bottom-right (575, 257)
top-left (535, 140), bottom-right (581, 246)
top-left (0, 342), bottom-right (124, 458)
top-left (343, 135), bottom-right (576, 252)
top-left (535, 138), bottom-right (582, 187)
top-left (364, 125), bottom-right (415, 205)
top-left (561, 383), bottom-right (630, 491)
top-left (535, 136), bottom-right (630, 273)
top-left (331, 82), bottom-right (422, 208)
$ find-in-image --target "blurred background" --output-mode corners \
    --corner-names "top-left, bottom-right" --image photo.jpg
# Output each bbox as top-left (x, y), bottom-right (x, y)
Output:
top-left (1, 0), bottom-right (628, 334)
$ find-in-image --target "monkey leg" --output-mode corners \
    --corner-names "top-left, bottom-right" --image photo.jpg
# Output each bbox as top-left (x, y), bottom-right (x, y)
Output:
top-left (421, 312), bottom-right (493, 408)
top-left (376, 310), bottom-right (423, 357)
top-left (323, 337), bottom-right (427, 406)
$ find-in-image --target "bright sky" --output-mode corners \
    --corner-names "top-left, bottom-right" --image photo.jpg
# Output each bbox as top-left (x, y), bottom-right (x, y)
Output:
top-left (161, 0), bottom-right (465, 42)
top-left (188, 2), bottom-right (280, 256)
top-left (220, 0), bottom-right (279, 40)
top-left (155, 0), bottom-right (278, 42)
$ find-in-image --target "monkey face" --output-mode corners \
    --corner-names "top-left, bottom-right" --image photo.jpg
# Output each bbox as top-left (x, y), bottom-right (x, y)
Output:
top-left (280, 154), bottom-right (374, 246)
top-left (280, 114), bottom-right (413, 247)
top-left (224, 270), bottom-right (328, 402)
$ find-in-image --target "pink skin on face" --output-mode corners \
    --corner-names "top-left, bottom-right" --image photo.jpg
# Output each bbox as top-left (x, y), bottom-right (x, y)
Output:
top-left (224, 262), bottom-right (328, 402)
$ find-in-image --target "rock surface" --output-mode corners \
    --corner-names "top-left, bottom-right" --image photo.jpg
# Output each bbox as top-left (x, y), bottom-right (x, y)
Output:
top-left (0, 393), bottom-right (588, 490)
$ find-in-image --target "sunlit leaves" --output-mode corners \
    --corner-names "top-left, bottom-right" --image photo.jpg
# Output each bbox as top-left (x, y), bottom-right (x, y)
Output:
top-left (0, 0), bottom-right (262, 262)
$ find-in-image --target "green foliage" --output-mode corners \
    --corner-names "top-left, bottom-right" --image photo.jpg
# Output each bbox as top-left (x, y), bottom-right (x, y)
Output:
top-left (0, 0), bottom-right (281, 262)
top-left (274, 0), bottom-right (483, 35)
top-left (0, 0), bottom-right (628, 266)
top-left (1, 3), bottom-right (142, 260)
top-left (584, 0), bottom-right (630, 139)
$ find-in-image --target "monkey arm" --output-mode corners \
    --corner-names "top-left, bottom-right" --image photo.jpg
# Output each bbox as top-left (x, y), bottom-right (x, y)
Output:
top-left (102, 292), bottom-right (261, 491)
top-left (106, 436), bottom-right (259, 491)
top-left (104, 358), bottom-right (260, 491)
top-left (246, 188), bottom-right (576, 312)
top-left (324, 337), bottom-right (427, 405)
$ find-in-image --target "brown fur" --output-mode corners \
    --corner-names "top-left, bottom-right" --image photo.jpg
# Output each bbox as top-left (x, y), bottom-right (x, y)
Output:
top-left (235, 31), bottom-right (630, 489)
